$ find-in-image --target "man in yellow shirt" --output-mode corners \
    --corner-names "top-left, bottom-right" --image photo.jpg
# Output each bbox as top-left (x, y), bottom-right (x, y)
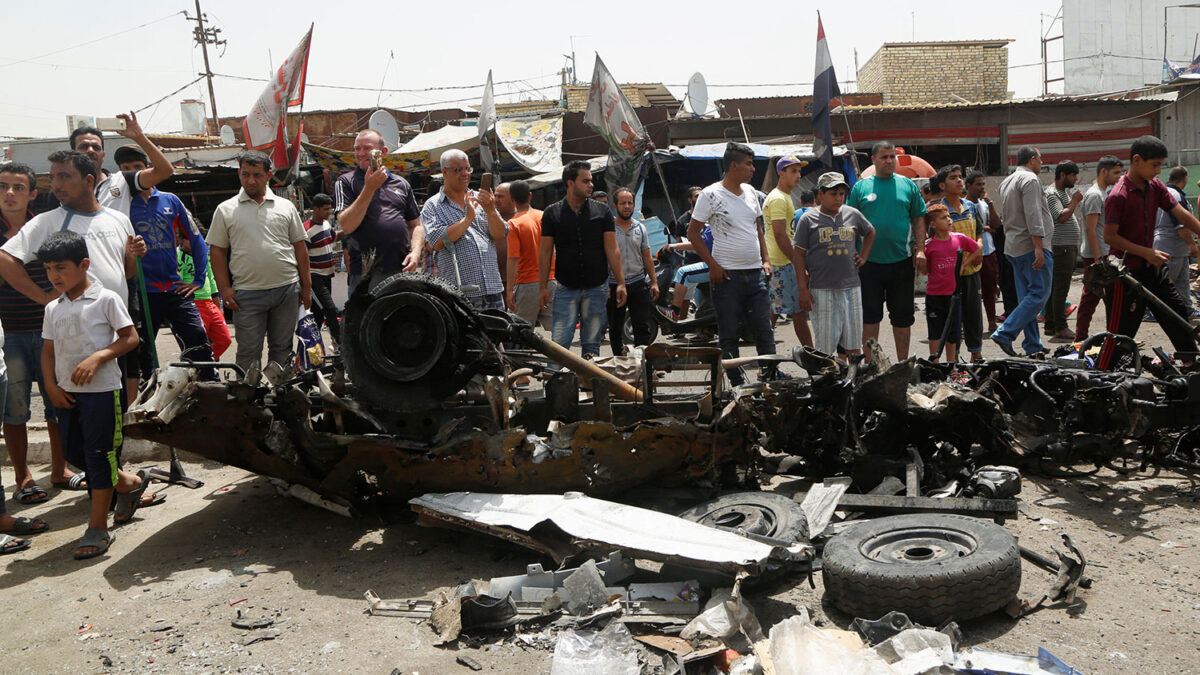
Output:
top-left (762, 156), bottom-right (813, 347)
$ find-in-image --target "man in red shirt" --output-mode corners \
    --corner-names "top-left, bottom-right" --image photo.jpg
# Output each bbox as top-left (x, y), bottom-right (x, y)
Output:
top-left (1099, 136), bottom-right (1200, 369)
top-left (504, 180), bottom-right (552, 328)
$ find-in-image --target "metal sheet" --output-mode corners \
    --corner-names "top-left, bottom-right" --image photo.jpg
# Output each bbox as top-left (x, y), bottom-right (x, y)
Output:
top-left (409, 492), bottom-right (782, 573)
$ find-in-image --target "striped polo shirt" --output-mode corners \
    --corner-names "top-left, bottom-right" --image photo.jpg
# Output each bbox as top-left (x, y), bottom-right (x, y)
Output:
top-left (304, 218), bottom-right (337, 276)
top-left (0, 209), bottom-right (56, 333)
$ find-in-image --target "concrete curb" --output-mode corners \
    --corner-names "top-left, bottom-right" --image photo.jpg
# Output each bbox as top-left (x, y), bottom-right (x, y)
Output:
top-left (7, 425), bottom-right (173, 465)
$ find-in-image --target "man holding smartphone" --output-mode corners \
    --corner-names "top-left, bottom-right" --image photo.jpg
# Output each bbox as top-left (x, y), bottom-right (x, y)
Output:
top-left (69, 111), bottom-right (174, 217)
top-left (333, 129), bottom-right (423, 288)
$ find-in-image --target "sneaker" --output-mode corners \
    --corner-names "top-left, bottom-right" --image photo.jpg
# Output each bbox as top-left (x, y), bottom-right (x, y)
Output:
top-left (1145, 311), bottom-right (1157, 322)
top-left (656, 305), bottom-right (680, 322)
top-left (1050, 329), bottom-right (1075, 344)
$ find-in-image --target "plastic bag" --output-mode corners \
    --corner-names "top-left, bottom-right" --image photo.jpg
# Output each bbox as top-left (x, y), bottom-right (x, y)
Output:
top-left (295, 311), bottom-right (326, 370)
top-left (550, 622), bottom-right (639, 675)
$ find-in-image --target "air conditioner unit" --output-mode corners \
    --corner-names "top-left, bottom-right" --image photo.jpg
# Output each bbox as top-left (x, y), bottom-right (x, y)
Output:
top-left (66, 115), bottom-right (95, 135)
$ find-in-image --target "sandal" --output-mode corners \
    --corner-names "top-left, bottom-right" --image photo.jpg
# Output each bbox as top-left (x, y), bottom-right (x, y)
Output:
top-left (52, 473), bottom-right (89, 490)
top-left (113, 470), bottom-right (150, 525)
top-left (0, 533), bottom-right (31, 555)
top-left (73, 527), bottom-right (114, 560)
top-left (15, 485), bottom-right (49, 504)
top-left (1, 516), bottom-right (49, 535)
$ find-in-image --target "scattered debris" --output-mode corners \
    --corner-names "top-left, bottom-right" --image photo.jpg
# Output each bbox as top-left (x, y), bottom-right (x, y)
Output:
top-left (231, 610), bottom-right (274, 630)
top-left (455, 654), bottom-right (483, 671)
top-left (953, 646), bottom-right (1083, 674)
top-left (550, 621), bottom-right (640, 675)
top-left (241, 629), bottom-right (280, 646)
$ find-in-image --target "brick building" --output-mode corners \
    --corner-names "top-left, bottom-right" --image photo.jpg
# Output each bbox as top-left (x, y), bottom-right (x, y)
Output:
top-left (857, 40), bottom-right (1013, 105)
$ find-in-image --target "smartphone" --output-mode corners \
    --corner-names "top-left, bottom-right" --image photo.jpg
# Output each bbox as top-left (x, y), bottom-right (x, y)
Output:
top-left (96, 117), bottom-right (127, 132)
top-left (480, 172), bottom-right (493, 191)
top-left (369, 149), bottom-right (383, 171)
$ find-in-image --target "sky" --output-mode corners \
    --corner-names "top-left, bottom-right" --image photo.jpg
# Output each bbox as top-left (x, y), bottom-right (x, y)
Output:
top-left (0, 0), bottom-right (1066, 139)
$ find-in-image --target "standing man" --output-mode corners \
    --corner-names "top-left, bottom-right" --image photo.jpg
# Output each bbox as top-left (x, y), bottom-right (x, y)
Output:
top-left (1076, 155), bottom-right (1124, 341)
top-left (304, 193), bottom-right (341, 349)
top-left (966, 170), bottom-right (1000, 334)
top-left (764, 156), bottom-right (813, 347)
top-left (422, 150), bottom-right (507, 309)
top-left (937, 164), bottom-right (985, 360)
top-left (1154, 166), bottom-right (1197, 319)
top-left (69, 112), bottom-right (174, 216)
top-left (493, 181), bottom-right (514, 298)
top-left (505, 180), bottom-right (552, 327)
top-left (115, 146), bottom-right (217, 380)
top-left (992, 146), bottom-right (1053, 356)
top-left (333, 129), bottom-right (423, 287)
top-left (1100, 137), bottom-right (1200, 368)
top-left (606, 187), bottom-right (658, 355)
top-left (0, 163), bottom-right (74, 501)
top-left (847, 141), bottom-right (928, 361)
top-left (671, 187), bottom-right (703, 265)
top-left (1044, 161), bottom-right (1083, 342)
top-left (539, 160), bottom-right (626, 359)
top-left (687, 143), bottom-right (776, 385)
top-left (207, 152), bottom-right (311, 376)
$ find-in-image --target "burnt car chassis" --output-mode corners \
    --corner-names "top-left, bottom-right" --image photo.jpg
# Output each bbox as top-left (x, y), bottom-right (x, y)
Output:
top-left (124, 272), bottom-right (1200, 513)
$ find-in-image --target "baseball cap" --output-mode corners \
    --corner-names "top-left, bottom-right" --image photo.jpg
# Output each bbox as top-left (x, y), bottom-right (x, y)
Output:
top-left (113, 145), bottom-right (149, 166)
top-left (776, 155), bottom-right (806, 173)
top-left (817, 171), bottom-right (848, 189)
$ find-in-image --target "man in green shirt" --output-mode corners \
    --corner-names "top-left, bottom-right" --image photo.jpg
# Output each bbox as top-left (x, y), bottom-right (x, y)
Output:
top-left (847, 141), bottom-right (928, 361)
top-left (763, 156), bottom-right (813, 347)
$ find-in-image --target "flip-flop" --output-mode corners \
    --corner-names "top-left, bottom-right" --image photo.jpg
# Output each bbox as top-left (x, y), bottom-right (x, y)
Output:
top-left (140, 491), bottom-right (166, 509)
top-left (15, 485), bottom-right (49, 504)
top-left (1, 516), bottom-right (49, 535)
top-left (73, 527), bottom-right (113, 560)
top-left (113, 470), bottom-right (150, 525)
top-left (0, 534), bottom-right (30, 555)
top-left (52, 474), bottom-right (88, 490)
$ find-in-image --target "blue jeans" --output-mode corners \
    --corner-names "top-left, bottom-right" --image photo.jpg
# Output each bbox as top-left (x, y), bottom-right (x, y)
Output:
top-left (995, 250), bottom-right (1052, 354)
top-left (3, 331), bottom-right (56, 425)
top-left (711, 269), bottom-right (776, 385)
top-left (552, 284), bottom-right (609, 357)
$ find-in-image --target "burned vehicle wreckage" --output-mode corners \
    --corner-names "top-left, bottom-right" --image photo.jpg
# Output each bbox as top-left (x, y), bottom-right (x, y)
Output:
top-left (125, 270), bottom-right (1200, 512)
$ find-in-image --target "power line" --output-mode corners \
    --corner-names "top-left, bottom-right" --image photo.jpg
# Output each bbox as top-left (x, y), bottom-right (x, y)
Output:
top-left (133, 76), bottom-right (207, 115)
top-left (0, 12), bottom-right (185, 69)
top-left (213, 71), bottom-right (556, 94)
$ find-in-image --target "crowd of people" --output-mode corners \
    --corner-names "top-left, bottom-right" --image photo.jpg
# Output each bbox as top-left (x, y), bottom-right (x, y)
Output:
top-left (1, 119), bottom-right (1198, 560)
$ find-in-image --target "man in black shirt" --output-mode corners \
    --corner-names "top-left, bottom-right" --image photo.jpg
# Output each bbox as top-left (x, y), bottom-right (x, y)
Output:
top-left (669, 186), bottom-right (703, 265)
top-left (539, 161), bottom-right (626, 358)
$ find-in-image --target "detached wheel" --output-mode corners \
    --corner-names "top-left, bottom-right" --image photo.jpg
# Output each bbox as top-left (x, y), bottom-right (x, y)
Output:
top-left (622, 314), bottom-right (660, 350)
top-left (821, 513), bottom-right (1020, 624)
top-left (678, 492), bottom-right (808, 542)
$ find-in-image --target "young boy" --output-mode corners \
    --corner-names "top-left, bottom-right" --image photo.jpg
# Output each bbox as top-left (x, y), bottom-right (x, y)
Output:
top-left (1099, 136), bottom-right (1200, 370)
top-left (924, 203), bottom-right (982, 362)
top-left (39, 231), bottom-right (146, 560)
top-left (178, 236), bottom-right (231, 359)
top-left (793, 172), bottom-right (875, 359)
top-left (304, 193), bottom-right (341, 349)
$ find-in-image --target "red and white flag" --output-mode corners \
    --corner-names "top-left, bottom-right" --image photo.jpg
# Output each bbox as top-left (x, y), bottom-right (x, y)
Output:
top-left (243, 25), bottom-right (312, 168)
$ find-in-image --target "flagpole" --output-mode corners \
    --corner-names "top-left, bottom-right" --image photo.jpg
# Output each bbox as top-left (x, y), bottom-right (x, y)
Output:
top-left (650, 150), bottom-right (678, 224)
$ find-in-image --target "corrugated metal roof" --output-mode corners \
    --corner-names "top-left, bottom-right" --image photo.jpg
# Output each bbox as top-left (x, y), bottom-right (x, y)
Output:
top-left (876, 39), bottom-right (1013, 48)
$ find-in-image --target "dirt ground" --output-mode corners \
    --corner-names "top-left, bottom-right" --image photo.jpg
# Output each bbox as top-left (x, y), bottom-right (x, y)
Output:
top-left (3, 270), bottom-right (1200, 674)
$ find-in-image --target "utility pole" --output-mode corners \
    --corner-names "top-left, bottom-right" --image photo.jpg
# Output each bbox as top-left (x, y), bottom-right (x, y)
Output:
top-left (185, 0), bottom-right (225, 140)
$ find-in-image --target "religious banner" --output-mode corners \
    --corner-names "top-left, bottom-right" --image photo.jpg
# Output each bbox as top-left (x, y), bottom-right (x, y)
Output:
top-left (244, 25), bottom-right (313, 168)
top-left (497, 116), bottom-right (563, 175)
top-left (583, 55), bottom-right (649, 191)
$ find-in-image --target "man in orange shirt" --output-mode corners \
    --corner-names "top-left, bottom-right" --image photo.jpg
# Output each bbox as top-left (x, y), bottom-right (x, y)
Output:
top-left (504, 180), bottom-right (553, 328)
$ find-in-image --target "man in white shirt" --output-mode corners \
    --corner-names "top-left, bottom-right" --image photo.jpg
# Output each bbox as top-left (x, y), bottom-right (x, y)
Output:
top-left (687, 143), bottom-right (775, 385)
top-left (69, 112), bottom-right (174, 217)
top-left (207, 152), bottom-right (311, 375)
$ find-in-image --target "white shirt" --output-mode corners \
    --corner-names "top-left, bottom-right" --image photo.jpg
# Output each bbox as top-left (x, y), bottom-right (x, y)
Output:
top-left (976, 199), bottom-right (994, 256)
top-left (95, 170), bottom-right (143, 217)
top-left (41, 278), bottom-right (132, 393)
top-left (1, 206), bottom-right (134, 306)
top-left (692, 182), bottom-right (764, 271)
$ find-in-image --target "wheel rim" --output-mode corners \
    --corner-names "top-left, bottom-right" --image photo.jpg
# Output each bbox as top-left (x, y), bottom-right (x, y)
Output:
top-left (858, 526), bottom-right (978, 565)
top-left (698, 504), bottom-right (778, 537)
top-left (359, 291), bottom-right (455, 381)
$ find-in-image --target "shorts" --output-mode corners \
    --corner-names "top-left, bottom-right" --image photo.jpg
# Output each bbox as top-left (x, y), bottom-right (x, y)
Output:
top-left (811, 286), bottom-right (863, 355)
top-left (859, 258), bottom-right (916, 327)
top-left (925, 294), bottom-right (961, 344)
top-left (2, 331), bottom-right (57, 425)
top-left (769, 263), bottom-right (807, 316)
top-left (514, 280), bottom-right (555, 330)
top-left (672, 262), bottom-right (710, 287)
top-left (58, 390), bottom-right (123, 491)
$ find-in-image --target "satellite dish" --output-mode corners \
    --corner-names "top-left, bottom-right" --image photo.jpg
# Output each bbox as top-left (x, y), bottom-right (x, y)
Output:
top-left (368, 110), bottom-right (400, 151)
top-left (219, 124), bottom-right (235, 145)
top-left (687, 72), bottom-right (708, 116)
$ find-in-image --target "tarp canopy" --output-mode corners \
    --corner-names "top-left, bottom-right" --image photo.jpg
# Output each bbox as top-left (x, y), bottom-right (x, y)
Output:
top-left (302, 142), bottom-right (431, 176)
top-left (526, 155), bottom-right (606, 190)
top-left (397, 124), bottom-right (478, 164)
top-left (667, 142), bottom-right (848, 161)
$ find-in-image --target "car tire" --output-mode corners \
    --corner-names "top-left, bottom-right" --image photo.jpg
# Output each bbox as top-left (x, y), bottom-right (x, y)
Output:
top-left (677, 491), bottom-right (809, 542)
top-left (821, 513), bottom-right (1020, 624)
top-left (622, 314), bottom-right (660, 349)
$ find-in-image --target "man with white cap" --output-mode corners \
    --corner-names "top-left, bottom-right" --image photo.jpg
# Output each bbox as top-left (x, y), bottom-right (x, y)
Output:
top-left (763, 155), bottom-right (813, 347)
